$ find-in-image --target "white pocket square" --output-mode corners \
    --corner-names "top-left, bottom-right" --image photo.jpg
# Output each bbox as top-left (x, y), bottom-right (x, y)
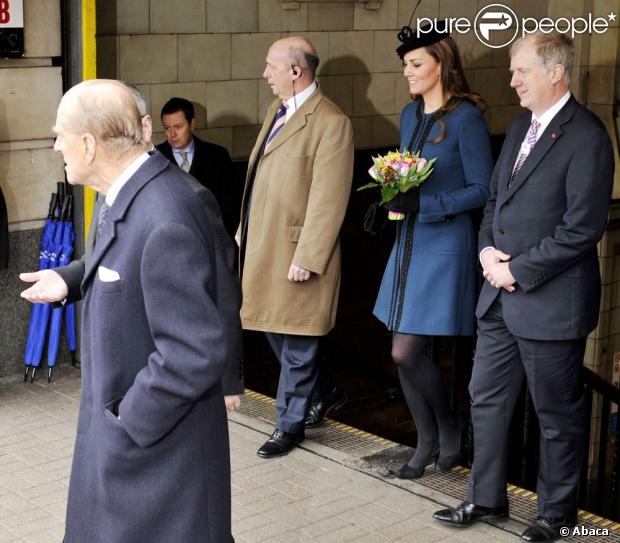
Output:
top-left (98, 266), bottom-right (120, 282)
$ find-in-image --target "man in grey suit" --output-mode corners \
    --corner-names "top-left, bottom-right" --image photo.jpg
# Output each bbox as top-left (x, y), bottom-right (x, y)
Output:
top-left (434, 33), bottom-right (614, 542)
top-left (22, 80), bottom-right (237, 542)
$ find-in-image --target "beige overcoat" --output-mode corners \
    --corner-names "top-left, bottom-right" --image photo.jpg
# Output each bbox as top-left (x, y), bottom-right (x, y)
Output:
top-left (238, 89), bottom-right (353, 336)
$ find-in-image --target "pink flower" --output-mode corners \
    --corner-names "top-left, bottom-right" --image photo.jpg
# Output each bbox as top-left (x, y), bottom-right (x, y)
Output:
top-left (416, 158), bottom-right (427, 173)
top-left (400, 164), bottom-right (411, 176)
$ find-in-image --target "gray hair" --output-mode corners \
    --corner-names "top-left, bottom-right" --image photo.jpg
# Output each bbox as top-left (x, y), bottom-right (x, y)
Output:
top-left (510, 32), bottom-right (574, 84)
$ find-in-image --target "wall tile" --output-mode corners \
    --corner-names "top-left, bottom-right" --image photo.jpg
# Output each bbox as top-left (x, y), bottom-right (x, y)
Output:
top-left (397, 0), bottom-right (439, 27)
top-left (150, 0), bottom-right (206, 34)
top-left (488, 104), bottom-right (523, 135)
top-left (351, 116), bottom-right (373, 148)
top-left (373, 30), bottom-right (404, 73)
top-left (232, 33), bottom-right (281, 80)
top-left (179, 34), bottom-right (231, 82)
top-left (258, 0), bottom-right (308, 32)
top-left (24, 0), bottom-right (61, 57)
top-left (232, 125), bottom-right (263, 159)
top-left (594, 0), bottom-right (620, 27)
top-left (319, 75), bottom-right (353, 116)
top-left (440, 0), bottom-right (477, 18)
top-left (548, 0), bottom-right (585, 18)
top-left (353, 73), bottom-right (396, 117)
top-left (207, 80), bottom-right (259, 127)
top-left (207, 0), bottom-right (258, 33)
top-left (258, 83), bottom-right (277, 124)
top-left (97, 36), bottom-right (119, 79)
top-left (590, 28), bottom-right (619, 66)
top-left (588, 66), bottom-right (615, 104)
top-left (453, 31), bottom-right (494, 69)
top-left (117, 0), bottom-right (149, 34)
top-left (120, 35), bottom-right (178, 84)
top-left (514, 0), bottom-right (549, 19)
top-left (0, 67), bottom-right (62, 141)
top-left (0, 147), bottom-right (62, 222)
top-left (194, 127), bottom-right (234, 154)
top-left (474, 68), bottom-right (512, 106)
top-left (372, 113), bottom-right (399, 147)
top-left (328, 31), bottom-right (375, 74)
top-left (150, 82), bottom-right (207, 132)
top-left (308, 2), bottom-right (354, 31)
top-left (354, 0), bottom-right (398, 31)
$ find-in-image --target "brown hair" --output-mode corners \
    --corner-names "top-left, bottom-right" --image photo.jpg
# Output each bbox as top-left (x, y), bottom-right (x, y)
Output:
top-left (410, 36), bottom-right (486, 143)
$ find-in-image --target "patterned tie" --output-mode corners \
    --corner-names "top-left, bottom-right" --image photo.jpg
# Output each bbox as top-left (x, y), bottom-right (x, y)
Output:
top-left (179, 151), bottom-right (190, 173)
top-left (264, 103), bottom-right (287, 150)
top-left (96, 202), bottom-right (110, 240)
top-left (511, 119), bottom-right (540, 183)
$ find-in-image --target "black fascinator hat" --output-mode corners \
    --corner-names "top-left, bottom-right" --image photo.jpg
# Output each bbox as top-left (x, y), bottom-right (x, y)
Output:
top-left (396, 21), bottom-right (450, 59)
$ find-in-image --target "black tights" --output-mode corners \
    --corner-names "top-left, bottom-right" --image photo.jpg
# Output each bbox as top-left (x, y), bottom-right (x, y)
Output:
top-left (392, 333), bottom-right (459, 468)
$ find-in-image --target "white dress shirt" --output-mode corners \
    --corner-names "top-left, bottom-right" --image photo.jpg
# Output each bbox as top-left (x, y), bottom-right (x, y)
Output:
top-left (172, 139), bottom-right (196, 169)
top-left (105, 152), bottom-right (150, 206)
top-left (284, 81), bottom-right (318, 121)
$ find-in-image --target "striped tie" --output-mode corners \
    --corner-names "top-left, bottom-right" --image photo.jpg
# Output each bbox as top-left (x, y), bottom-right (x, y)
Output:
top-left (179, 151), bottom-right (190, 173)
top-left (511, 119), bottom-right (540, 184)
top-left (264, 103), bottom-right (287, 150)
top-left (96, 202), bottom-right (110, 240)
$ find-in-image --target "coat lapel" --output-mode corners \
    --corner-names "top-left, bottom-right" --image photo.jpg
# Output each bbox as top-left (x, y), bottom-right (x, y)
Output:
top-left (498, 97), bottom-right (577, 206)
top-left (81, 153), bottom-right (168, 292)
top-left (261, 89), bottom-right (323, 157)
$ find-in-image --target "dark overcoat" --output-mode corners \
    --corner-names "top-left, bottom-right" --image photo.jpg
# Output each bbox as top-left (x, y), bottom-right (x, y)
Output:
top-left (64, 152), bottom-right (237, 542)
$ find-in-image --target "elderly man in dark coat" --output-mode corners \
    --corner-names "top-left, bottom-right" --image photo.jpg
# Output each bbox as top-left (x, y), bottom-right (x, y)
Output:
top-left (22, 79), bottom-right (237, 542)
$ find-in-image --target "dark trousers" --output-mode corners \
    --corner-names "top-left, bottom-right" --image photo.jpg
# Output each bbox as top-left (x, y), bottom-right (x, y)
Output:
top-left (265, 333), bottom-right (320, 434)
top-left (467, 298), bottom-right (586, 517)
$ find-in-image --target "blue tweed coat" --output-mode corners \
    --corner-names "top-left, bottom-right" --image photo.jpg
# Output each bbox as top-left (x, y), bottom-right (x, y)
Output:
top-left (373, 99), bottom-right (492, 335)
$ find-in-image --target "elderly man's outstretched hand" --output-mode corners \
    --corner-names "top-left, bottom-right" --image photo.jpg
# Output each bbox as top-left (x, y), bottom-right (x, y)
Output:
top-left (20, 269), bottom-right (68, 303)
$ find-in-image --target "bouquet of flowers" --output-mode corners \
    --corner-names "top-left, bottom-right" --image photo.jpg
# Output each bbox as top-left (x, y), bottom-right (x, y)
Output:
top-left (357, 150), bottom-right (436, 220)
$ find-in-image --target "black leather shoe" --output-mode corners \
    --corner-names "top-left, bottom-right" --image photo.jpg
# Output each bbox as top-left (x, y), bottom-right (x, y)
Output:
top-left (433, 501), bottom-right (509, 527)
top-left (521, 513), bottom-right (577, 542)
top-left (389, 446), bottom-right (439, 480)
top-left (257, 430), bottom-right (304, 458)
top-left (304, 387), bottom-right (348, 428)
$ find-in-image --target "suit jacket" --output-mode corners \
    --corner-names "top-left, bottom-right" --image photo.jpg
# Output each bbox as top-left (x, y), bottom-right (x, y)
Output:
top-left (238, 89), bottom-right (353, 336)
top-left (64, 152), bottom-right (237, 542)
top-left (157, 135), bottom-right (238, 236)
top-left (476, 96), bottom-right (614, 340)
top-left (56, 154), bottom-right (244, 395)
top-left (0, 185), bottom-right (8, 269)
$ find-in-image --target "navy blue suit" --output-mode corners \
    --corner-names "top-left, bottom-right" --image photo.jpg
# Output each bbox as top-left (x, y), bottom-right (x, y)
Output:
top-left (468, 96), bottom-right (614, 517)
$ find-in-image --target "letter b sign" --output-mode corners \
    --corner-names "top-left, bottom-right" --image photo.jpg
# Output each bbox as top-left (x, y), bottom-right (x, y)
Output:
top-left (0, 1), bottom-right (10, 24)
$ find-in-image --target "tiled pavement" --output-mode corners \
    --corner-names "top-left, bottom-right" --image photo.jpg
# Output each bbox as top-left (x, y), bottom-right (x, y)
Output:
top-left (1, 365), bottom-right (530, 542)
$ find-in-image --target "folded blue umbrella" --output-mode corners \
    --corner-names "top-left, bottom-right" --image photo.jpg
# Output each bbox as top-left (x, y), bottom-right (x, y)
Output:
top-left (23, 193), bottom-right (58, 381)
top-left (47, 196), bottom-right (75, 382)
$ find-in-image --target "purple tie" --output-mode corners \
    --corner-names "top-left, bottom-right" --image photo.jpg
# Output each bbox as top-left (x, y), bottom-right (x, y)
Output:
top-left (264, 103), bottom-right (287, 149)
top-left (511, 119), bottom-right (540, 183)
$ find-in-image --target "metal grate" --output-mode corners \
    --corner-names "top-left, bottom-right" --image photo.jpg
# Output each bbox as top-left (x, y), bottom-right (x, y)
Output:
top-left (242, 388), bottom-right (620, 542)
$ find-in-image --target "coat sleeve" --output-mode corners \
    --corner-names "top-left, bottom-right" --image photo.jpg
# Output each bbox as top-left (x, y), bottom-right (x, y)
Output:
top-left (292, 113), bottom-right (354, 274)
top-left (418, 107), bottom-right (492, 223)
top-left (509, 126), bottom-right (614, 292)
top-left (55, 257), bottom-right (86, 303)
top-left (118, 222), bottom-right (229, 448)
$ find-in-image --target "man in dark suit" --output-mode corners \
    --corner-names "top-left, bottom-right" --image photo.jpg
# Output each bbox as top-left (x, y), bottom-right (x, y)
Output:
top-left (157, 97), bottom-right (238, 236)
top-left (434, 33), bottom-right (614, 542)
top-left (21, 80), bottom-right (237, 542)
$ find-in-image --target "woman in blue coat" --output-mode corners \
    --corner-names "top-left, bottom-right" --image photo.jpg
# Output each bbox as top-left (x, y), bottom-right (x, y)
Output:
top-left (373, 24), bottom-right (493, 479)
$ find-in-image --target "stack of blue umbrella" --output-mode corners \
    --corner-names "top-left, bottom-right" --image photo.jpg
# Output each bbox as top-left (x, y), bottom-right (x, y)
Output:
top-left (23, 182), bottom-right (77, 383)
